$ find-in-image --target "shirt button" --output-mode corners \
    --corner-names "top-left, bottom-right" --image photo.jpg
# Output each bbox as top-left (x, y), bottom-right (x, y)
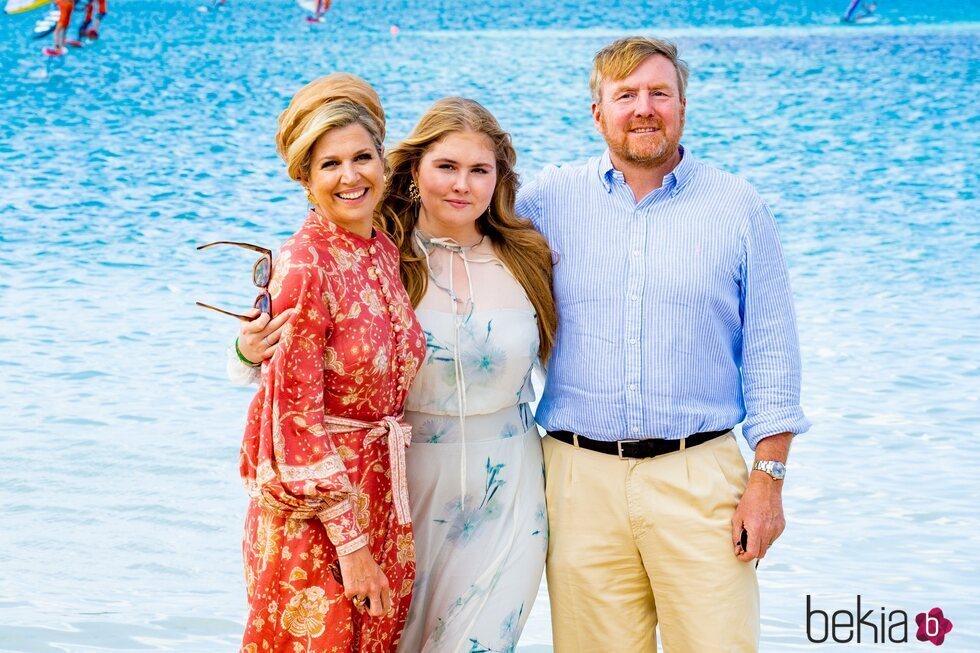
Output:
top-left (393, 325), bottom-right (402, 332)
top-left (630, 294), bottom-right (639, 301)
top-left (628, 338), bottom-right (637, 345)
top-left (369, 246), bottom-right (376, 254)
top-left (629, 384), bottom-right (636, 391)
top-left (632, 250), bottom-right (640, 257)
top-left (632, 426), bottom-right (640, 434)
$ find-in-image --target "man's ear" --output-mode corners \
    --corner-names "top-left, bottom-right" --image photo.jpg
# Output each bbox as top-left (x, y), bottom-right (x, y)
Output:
top-left (591, 101), bottom-right (604, 134)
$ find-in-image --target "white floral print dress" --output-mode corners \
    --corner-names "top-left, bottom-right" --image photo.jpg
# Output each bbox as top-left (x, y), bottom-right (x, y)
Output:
top-left (397, 230), bottom-right (547, 653)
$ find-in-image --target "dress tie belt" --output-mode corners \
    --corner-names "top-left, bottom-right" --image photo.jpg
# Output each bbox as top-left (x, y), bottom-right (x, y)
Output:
top-left (323, 414), bottom-right (413, 525)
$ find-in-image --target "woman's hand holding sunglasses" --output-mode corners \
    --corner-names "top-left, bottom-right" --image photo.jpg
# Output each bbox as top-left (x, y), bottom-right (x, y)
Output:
top-left (238, 307), bottom-right (295, 363)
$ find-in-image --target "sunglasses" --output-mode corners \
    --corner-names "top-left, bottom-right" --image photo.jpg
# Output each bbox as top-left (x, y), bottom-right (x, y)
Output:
top-left (195, 241), bottom-right (273, 320)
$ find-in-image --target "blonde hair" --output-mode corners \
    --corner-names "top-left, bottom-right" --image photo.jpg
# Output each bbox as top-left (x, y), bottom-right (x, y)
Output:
top-left (275, 73), bottom-right (386, 184)
top-left (590, 36), bottom-right (689, 102)
top-left (381, 97), bottom-right (558, 362)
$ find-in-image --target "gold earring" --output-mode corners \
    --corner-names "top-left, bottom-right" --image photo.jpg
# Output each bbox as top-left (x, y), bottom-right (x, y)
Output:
top-left (306, 188), bottom-right (316, 205)
top-left (408, 181), bottom-right (421, 203)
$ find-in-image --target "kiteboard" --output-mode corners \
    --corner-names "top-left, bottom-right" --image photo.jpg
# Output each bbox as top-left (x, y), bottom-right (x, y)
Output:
top-left (33, 6), bottom-right (60, 38)
top-left (5, 0), bottom-right (50, 14)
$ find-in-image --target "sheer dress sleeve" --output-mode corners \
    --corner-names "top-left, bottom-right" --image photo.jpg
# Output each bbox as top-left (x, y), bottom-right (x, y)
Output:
top-left (227, 342), bottom-right (261, 386)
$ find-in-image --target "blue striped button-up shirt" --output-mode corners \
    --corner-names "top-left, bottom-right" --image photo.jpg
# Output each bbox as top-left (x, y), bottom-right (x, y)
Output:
top-left (516, 147), bottom-right (810, 449)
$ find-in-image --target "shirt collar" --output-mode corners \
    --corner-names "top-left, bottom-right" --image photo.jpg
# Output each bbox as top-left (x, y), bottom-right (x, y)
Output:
top-left (668, 144), bottom-right (695, 192)
top-left (598, 144), bottom-right (695, 195)
top-left (413, 228), bottom-right (487, 253)
top-left (598, 150), bottom-right (618, 192)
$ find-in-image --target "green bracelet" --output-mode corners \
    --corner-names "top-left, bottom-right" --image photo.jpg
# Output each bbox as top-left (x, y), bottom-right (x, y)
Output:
top-left (235, 337), bottom-right (260, 367)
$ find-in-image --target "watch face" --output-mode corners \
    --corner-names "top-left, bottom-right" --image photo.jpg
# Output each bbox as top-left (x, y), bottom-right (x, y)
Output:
top-left (756, 461), bottom-right (786, 479)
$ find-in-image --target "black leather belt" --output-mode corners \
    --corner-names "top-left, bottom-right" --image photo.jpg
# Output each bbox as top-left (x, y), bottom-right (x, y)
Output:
top-left (547, 428), bottom-right (732, 460)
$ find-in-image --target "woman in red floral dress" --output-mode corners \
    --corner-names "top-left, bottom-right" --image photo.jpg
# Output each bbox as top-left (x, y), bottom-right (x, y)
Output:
top-left (238, 73), bottom-right (425, 653)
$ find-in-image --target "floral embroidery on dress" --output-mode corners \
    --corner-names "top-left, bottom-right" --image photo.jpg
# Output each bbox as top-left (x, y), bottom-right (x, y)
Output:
top-left (434, 458), bottom-right (506, 545)
top-left (398, 230), bottom-right (547, 652)
top-left (467, 605), bottom-right (525, 653)
top-left (240, 210), bottom-right (425, 653)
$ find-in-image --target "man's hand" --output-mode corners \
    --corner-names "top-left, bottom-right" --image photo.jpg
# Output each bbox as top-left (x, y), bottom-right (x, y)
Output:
top-left (731, 472), bottom-right (784, 563)
top-left (731, 431), bottom-right (792, 563)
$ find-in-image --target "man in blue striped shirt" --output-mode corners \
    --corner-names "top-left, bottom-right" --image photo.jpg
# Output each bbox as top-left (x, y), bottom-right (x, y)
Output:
top-left (516, 37), bottom-right (810, 652)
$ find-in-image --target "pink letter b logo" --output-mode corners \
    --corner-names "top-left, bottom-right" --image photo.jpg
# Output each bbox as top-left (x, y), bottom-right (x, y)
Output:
top-left (916, 607), bottom-right (953, 646)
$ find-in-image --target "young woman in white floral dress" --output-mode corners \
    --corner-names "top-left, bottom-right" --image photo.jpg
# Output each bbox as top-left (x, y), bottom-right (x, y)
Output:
top-left (233, 97), bottom-right (557, 652)
top-left (384, 98), bottom-right (556, 653)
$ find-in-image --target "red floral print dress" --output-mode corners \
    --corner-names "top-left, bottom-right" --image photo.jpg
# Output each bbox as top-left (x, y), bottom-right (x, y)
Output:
top-left (239, 210), bottom-right (425, 653)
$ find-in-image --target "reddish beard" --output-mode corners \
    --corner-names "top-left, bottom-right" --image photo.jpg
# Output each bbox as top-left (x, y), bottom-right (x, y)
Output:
top-left (605, 117), bottom-right (681, 168)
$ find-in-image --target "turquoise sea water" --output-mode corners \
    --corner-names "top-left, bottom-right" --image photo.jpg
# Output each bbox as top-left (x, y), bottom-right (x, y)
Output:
top-left (2, 0), bottom-right (978, 651)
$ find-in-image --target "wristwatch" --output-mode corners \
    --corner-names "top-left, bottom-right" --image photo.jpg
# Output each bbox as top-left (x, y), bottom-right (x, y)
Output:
top-left (752, 460), bottom-right (786, 480)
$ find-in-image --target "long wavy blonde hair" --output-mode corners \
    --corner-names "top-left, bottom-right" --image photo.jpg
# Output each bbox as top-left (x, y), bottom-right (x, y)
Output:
top-left (381, 97), bottom-right (557, 362)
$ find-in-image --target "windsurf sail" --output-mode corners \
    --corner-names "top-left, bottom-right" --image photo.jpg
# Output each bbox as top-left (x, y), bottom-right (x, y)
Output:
top-left (842, 0), bottom-right (876, 22)
top-left (297, 0), bottom-right (330, 19)
top-left (5, 0), bottom-right (50, 14)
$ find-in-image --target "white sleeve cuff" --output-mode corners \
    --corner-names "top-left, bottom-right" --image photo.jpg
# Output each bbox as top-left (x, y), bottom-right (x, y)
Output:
top-left (226, 342), bottom-right (261, 386)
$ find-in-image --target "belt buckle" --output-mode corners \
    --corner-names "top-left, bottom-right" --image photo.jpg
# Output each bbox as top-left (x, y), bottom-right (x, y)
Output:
top-left (616, 440), bottom-right (635, 460)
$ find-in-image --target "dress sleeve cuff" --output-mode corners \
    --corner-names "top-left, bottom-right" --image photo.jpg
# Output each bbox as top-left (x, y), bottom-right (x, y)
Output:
top-left (318, 499), bottom-right (367, 555)
top-left (742, 407), bottom-right (811, 450)
top-left (227, 341), bottom-right (261, 386)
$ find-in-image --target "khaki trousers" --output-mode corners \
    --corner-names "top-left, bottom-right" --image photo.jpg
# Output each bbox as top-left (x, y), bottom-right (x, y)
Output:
top-left (543, 432), bottom-right (759, 653)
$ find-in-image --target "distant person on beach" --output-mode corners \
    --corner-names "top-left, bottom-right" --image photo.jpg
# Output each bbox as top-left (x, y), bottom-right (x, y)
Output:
top-left (47, 0), bottom-right (74, 55)
top-left (234, 73), bottom-right (424, 652)
top-left (78, 0), bottom-right (107, 40)
top-left (514, 36), bottom-right (809, 652)
top-left (233, 97), bottom-right (556, 652)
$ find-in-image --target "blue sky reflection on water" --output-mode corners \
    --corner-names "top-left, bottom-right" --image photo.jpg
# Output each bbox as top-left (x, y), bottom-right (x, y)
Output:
top-left (1, 1), bottom-right (978, 651)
